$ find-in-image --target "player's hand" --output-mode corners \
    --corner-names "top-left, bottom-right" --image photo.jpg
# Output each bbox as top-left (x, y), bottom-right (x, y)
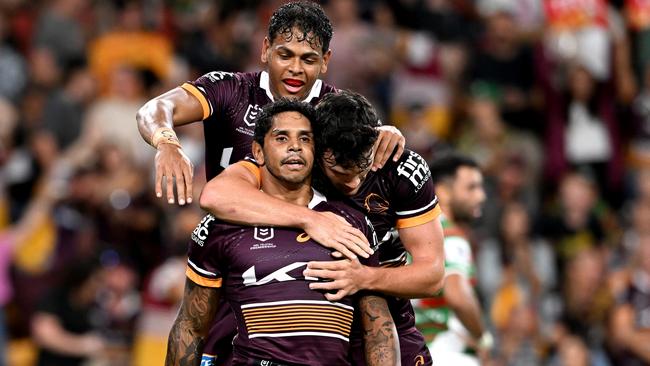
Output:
top-left (372, 125), bottom-right (405, 171)
top-left (304, 211), bottom-right (373, 260)
top-left (304, 258), bottom-right (369, 301)
top-left (155, 143), bottom-right (194, 205)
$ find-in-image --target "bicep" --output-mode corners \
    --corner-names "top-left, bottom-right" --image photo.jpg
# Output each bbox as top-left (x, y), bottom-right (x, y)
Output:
top-left (154, 87), bottom-right (205, 126)
top-left (397, 217), bottom-right (444, 261)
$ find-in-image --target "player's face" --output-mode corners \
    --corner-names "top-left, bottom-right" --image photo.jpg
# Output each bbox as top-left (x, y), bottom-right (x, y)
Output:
top-left (257, 111), bottom-right (315, 186)
top-left (450, 166), bottom-right (485, 222)
top-left (320, 150), bottom-right (373, 196)
top-left (261, 28), bottom-right (331, 100)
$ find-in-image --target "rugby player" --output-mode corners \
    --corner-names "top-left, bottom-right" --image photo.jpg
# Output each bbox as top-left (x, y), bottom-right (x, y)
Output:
top-left (415, 154), bottom-right (492, 365)
top-left (165, 99), bottom-right (399, 366)
top-left (201, 91), bottom-right (445, 366)
top-left (136, 1), bottom-right (404, 257)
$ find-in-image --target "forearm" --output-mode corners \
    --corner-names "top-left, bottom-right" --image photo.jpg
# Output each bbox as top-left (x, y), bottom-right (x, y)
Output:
top-left (137, 98), bottom-right (176, 146)
top-left (360, 295), bottom-right (400, 366)
top-left (200, 174), bottom-right (313, 228)
top-left (165, 280), bottom-right (219, 366)
top-left (364, 260), bottom-right (443, 298)
top-left (446, 294), bottom-right (484, 339)
top-left (165, 317), bottom-right (206, 366)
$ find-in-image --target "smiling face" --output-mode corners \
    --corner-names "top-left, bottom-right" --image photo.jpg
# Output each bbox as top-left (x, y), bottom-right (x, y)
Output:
top-left (253, 111), bottom-right (315, 187)
top-left (261, 27), bottom-right (331, 100)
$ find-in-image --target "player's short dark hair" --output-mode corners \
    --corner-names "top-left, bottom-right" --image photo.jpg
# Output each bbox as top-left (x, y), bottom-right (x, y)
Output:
top-left (254, 99), bottom-right (317, 146)
top-left (429, 153), bottom-right (480, 185)
top-left (314, 90), bottom-right (379, 171)
top-left (268, 1), bottom-right (333, 53)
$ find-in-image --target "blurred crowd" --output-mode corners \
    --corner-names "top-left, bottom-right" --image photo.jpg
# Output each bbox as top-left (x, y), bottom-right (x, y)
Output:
top-left (0, 0), bottom-right (648, 365)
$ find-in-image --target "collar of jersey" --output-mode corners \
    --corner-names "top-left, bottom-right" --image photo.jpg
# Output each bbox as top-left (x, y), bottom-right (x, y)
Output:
top-left (260, 71), bottom-right (323, 103)
top-left (308, 188), bottom-right (327, 209)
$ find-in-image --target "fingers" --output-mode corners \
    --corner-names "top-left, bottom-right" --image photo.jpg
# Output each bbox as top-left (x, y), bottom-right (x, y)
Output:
top-left (306, 260), bottom-right (348, 271)
top-left (328, 243), bottom-right (357, 261)
top-left (165, 174), bottom-right (175, 204)
top-left (372, 130), bottom-right (391, 172)
top-left (155, 167), bottom-right (163, 199)
top-left (184, 164), bottom-right (194, 204)
top-left (391, 132), bottom-right (406, 162)
top-left (307, 281), bottom-right (347, 301)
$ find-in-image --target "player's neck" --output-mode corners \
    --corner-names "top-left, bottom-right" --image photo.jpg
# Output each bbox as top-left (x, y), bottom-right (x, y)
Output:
top-left (260, 175), bottom-right (314, 207)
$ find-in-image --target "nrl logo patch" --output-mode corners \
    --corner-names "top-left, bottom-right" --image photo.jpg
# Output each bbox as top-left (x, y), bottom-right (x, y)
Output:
top-left (244, 104), bottom-right (263, 127)
top-left (254, 227), bottom-right (274, 241)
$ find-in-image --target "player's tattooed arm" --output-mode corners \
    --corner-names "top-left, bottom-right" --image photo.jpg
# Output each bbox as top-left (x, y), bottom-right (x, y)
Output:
top-left (166, 279), bottom-right (220, 366)
top-left (359, 294), bottom-right (401, 366)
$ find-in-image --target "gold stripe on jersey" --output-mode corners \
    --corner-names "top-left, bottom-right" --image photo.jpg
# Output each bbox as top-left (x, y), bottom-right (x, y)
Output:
top-left (185, 266), bottom-right (222, 288)
top-left (241, 301), bottom-right (354, 339)
top-left (181, 83), bottom-right (210, 120)
top-left (237, 161), bottom-right (261, 188)
top-left (395, 205), bottom-right (441, 229)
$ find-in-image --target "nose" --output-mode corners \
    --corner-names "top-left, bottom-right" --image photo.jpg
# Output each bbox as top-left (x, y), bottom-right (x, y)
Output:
top-left (288, 138), bottom-right (302, 152)
top-left (288, 57), bottom-right (303, 74)
top-left (344, 176), bottom-right (361, 191)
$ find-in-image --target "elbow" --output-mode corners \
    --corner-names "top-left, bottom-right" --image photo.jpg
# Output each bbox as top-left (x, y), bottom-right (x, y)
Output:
top-left (198, 185), bottom-right (220, 214)
top-left (426, 260), bottom-right (445, 296)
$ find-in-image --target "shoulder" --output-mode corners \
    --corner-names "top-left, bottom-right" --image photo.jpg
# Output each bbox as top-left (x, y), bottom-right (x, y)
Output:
top-left (320, 81), bottom-right (338, 95)
top-left (383, 149), bottom-right (432, 190)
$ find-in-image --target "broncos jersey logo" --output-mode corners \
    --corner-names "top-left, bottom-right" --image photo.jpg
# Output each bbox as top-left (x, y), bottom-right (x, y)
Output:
top-left (364, 193), bottom-right (390, 214)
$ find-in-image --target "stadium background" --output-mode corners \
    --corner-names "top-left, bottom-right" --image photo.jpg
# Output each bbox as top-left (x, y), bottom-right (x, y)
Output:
top-left (0, 0), bottom-right (648, 365)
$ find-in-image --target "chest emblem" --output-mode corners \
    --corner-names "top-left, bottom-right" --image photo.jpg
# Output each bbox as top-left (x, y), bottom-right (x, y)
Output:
top-left (364, 193), bottom-right (390, 214)
top-left (244, 104), bottom-right (263, 127)
top-left (254, 227), bottom-right (274, 241)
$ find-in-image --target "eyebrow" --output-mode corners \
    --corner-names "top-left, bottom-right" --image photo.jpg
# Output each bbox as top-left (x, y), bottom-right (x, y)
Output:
top-left (270, 128), bottom-right (313, 136)
top-left (275, 45), bottom-right (321, 58)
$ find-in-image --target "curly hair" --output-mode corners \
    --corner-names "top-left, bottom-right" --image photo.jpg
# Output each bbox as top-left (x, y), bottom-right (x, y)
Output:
top-left (254, 98), bottom-right (317, 146)
top-left (268, 1), bottom-right (333, 53)
top-left (314, 90), bottom-right (379, 170)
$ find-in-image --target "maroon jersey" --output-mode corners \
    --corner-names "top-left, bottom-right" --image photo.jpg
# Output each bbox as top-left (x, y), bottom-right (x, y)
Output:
top-left (344, 149), bottom-right (439, 366)
top-left (186, 190), bottom-right (379, 366)
top-left (181, 71), bottom-right (337, 179)
top-left (241, 149), bottom-right (440, 365)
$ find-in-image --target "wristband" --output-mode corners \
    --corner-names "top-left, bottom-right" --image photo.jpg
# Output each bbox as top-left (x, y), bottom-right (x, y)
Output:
top-left (152, 127), bottom-right (181, 148)
top-left (478, 331), bottom-right (494, 350)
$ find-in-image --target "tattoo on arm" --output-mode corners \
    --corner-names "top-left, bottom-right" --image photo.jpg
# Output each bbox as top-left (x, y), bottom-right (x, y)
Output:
top-left (166, 279), bottom-right (220, 366)
top-left (360, 295), bottom-right (400, 366)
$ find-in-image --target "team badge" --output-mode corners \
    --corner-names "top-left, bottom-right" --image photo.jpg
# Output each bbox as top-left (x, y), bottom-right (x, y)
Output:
top-left (364, 193), bottom-right (390, 214)
top-left (254, 227), bottom-right (274, 241)
top-left (244, 104), bottom-right (263, 127)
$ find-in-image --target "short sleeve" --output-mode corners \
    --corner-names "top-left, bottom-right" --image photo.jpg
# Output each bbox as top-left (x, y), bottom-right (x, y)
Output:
top-left (444, 236), bottom-right (472, 278)
top-left (390, 150), bottom-right (441, 229)
top-left (186, 214), bottom-right (225, 288)
top-left (180, 71), bottom-right (241, 120)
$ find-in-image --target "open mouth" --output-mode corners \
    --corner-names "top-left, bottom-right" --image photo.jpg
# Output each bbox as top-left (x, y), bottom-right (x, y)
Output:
top-left (282, 157), bottom-right (306, 169)
top-left (283, 79), bottom-right (305, 93)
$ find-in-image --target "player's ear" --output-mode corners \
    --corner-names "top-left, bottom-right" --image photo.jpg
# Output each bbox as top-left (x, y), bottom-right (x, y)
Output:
top-left (261, 37), bottom-right (271, 64)
top-left (252, 141), bottom-right (265, 166)
top-left (320, 49), bottom-right (332, 74)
